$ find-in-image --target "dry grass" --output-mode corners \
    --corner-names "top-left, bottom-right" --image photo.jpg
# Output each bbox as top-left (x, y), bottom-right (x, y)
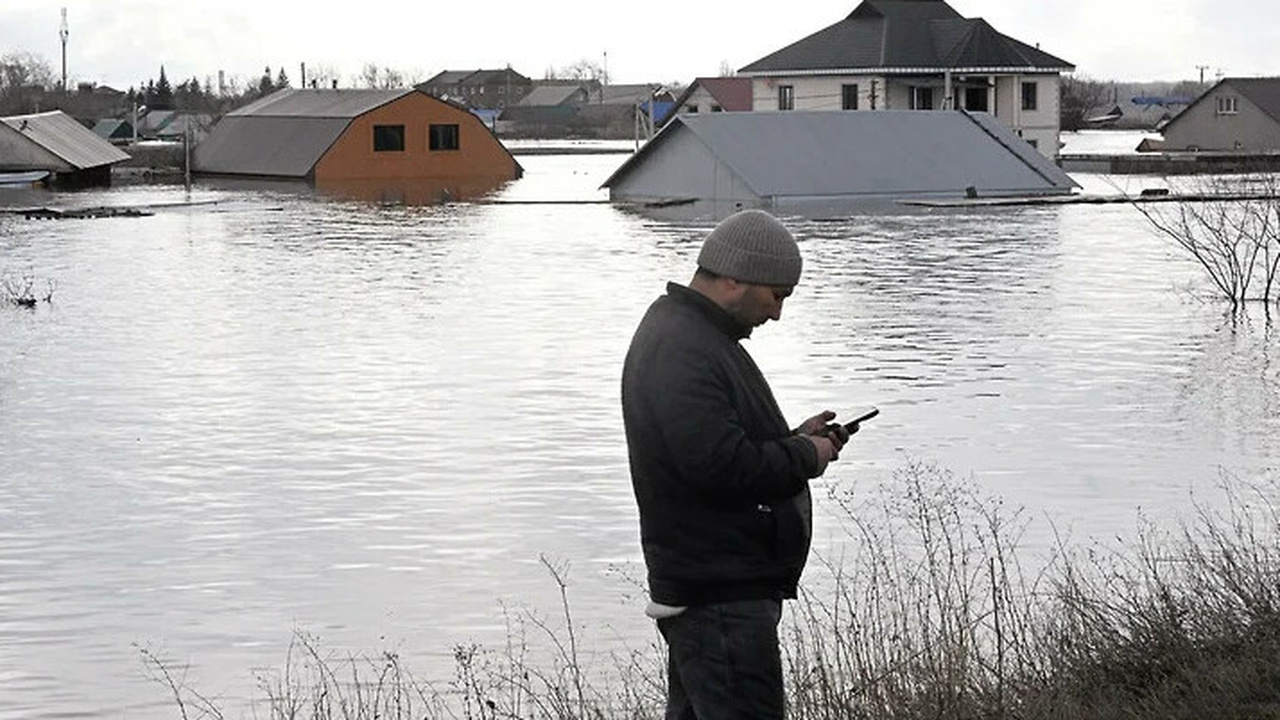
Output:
top-left (145, 462), bottom-right (1280, 720)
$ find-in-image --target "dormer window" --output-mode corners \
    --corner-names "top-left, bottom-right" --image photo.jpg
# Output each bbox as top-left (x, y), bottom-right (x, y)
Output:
top-left (1216, 96), bottom-right (1238, 115)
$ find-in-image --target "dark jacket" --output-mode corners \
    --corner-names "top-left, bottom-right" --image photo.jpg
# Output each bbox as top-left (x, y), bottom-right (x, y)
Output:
top-left (621, 282), bottom-right (819, 606)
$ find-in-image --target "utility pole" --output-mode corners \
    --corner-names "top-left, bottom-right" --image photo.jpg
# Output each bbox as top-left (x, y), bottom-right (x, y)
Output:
top-left (1196, 65), bottom-right (1209, 85)
top-left (59, 8), bottom-right (69, 92)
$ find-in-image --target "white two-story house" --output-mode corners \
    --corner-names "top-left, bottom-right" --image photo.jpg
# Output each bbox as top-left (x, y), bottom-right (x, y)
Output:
top-left (737, 0), bottom-right (1074, 157)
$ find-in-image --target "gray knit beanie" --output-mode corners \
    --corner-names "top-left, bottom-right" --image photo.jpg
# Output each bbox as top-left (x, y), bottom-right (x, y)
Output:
top-left (696, 209), bottom-right (802, 287)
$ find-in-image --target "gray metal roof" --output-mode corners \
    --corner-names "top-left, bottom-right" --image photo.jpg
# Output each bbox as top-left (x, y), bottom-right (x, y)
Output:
top-left (230, 88), bottom-right (413, 118)
top-left (1216, 77), bottom-right (1280, 124)
top-left (195, 89), bottom-right (422, 177)
top-left (740, 0), bottom-right (1073, 74)
top-left (601, 84), bottom-right (660, 105)
top-left (602, 110), bottom-right (1077, 201)
top-left (193, 115), bottom-right (350, 177)
top-left (0, 110), bottom-right (130, 171)
top-left (517, 84), bottom-right (589, 107)
top-left (422, 70), bottom-right (481, 87)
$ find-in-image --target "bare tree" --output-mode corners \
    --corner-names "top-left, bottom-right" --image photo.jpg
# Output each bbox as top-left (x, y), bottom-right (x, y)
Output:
top-left (1059, 73), bottom-right (1112, 131)
top-left (358, 63), bottom-right (407, 89)
top-left (0, 51), bottom-right (56, 113)
top-left (558, 58), bottom-right (608, 85)
top-left (1133, 174), bottom-right (1280, 316)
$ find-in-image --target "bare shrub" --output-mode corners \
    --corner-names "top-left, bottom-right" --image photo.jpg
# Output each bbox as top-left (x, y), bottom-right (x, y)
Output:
top-left (1, 267), bottom-right (54, 308)
top-left (143, 464), bottom-right (1280, 720)
top-left (1134, 174), bottom-right (1280, 315)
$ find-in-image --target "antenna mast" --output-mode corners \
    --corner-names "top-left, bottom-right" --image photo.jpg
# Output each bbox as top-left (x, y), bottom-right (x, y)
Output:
top-left (59, 8), bottom-right (69, 92)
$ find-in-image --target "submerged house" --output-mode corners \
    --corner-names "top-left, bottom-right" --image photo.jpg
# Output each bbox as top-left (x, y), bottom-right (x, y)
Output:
top-left (1159, 77), bottom-right (1280, 152)
top-left (0, 110), bottom-right (131, 187)
top-left (601, 110), bottom-right (1077, 206)
top-left (194, 88), bottom-right (522, 201)
top-left (669, 77), bottom-right (754, 118)
top-left (738, 0), bottom-right (1074, 157)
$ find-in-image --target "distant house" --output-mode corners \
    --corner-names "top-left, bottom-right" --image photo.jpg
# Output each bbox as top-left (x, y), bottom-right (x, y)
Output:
top-left (92, 118), bottom-right (134, 145)
top-left (137, 109), bottom-right (178, 139)
top-left (501, 82), bottom-right (594, 136)
top-left (738, 0), bottom-right (1074, 157)
top-left (193, 88), bottom-right (522, 200)
top-left (155, 113), bottom-right (213, 143)
top-left (1160, 77), bottom-right (1280, 152)
top-left (601, 110), bottom-right (1077, 206)
top-left (670, 77), bottom-right (753, 117)
top-left (417, 68), bottom-right (533, 110)
top-left (583, 84), bottom-right (677, 137)
top-left (0, 110), bottom-right (130, 187)
top-left (515, 83), bottom-right (593, 111)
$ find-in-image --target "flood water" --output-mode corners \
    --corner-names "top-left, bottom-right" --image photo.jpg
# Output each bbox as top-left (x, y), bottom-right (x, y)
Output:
top-left (1, 148), bottom-right (1278, 718)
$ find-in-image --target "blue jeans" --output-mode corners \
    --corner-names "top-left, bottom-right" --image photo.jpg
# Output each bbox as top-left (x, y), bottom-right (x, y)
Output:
top-left (656, 598), bottom-right (785, 720)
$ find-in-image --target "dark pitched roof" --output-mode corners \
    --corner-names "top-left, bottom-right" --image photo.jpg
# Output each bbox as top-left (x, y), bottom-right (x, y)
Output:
top-left (740, 0), bottom-right (1073, 74)
top-left (1161, 77), bottom-right (1280, 135)
top-left (421, 69), bottom-right (530, 88)
top-left (422, 70), bottom-right (477, 86)
top-left (1224, 77), bottom-right (1280, 124)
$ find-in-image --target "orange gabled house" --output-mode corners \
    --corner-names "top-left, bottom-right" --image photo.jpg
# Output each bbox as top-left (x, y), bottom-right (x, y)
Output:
top-left (194, 88), bottom-right (522, 200)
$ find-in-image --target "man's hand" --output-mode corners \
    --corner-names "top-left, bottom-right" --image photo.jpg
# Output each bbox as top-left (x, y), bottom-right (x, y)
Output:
top-left (797, 410), bottom-right (850, 451)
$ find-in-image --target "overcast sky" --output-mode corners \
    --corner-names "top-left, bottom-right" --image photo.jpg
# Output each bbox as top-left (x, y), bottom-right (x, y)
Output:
top-left (2, 0), bottom-right (1277, 91)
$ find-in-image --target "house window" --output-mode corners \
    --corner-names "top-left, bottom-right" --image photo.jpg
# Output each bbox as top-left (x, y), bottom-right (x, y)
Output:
top-left (711, 104), bottom-right (723, 112)
top-left (778, 85), bottom-right (794, 111)
top-left (1027, 138), bottom-right (1039, 150)
top-left (911, 87), bottom-right (934, 110)
top-left (1022, 82), bottom-right (1038, 111)
top-left (685, 104), bottom-right (699, 113)
top-left (1217, 96), bottom-right (1238, 114)
top-left (842, 84), bottom-right (859, 110)
top-left (429, 124), bottom-right (460, 151)
top-left (373, 124), bottom-right (405, 152)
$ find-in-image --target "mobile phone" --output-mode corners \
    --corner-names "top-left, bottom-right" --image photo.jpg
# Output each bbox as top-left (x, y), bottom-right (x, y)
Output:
top-left (842, 406), bottom-right (879, 433)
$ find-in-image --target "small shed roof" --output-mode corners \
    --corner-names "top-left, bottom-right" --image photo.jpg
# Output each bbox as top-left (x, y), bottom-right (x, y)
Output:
top-left (602, 110), bottom-right (1077, 202)
top-left (0, 110), bottom-right (130, 171)
top-left (92, 118), bottom-right (133, 140)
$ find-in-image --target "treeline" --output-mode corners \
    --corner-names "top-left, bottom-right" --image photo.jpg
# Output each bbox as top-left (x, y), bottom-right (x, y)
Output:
top-left (1061, 74), bottom-right (1212, 131)
top-left (0, 52), bottom-right (404, 121)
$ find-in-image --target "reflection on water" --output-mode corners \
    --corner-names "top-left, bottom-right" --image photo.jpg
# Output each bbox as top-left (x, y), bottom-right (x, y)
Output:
top-left (1, 156), bottom-right (1277, 720)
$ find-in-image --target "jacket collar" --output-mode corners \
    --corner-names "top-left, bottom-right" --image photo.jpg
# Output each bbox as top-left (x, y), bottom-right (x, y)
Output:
top-left (667, 282), bottom-right (751, 340)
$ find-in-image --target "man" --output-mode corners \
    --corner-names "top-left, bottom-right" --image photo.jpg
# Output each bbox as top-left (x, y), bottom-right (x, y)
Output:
top-left (621, 209), bottom-right (850, 719)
